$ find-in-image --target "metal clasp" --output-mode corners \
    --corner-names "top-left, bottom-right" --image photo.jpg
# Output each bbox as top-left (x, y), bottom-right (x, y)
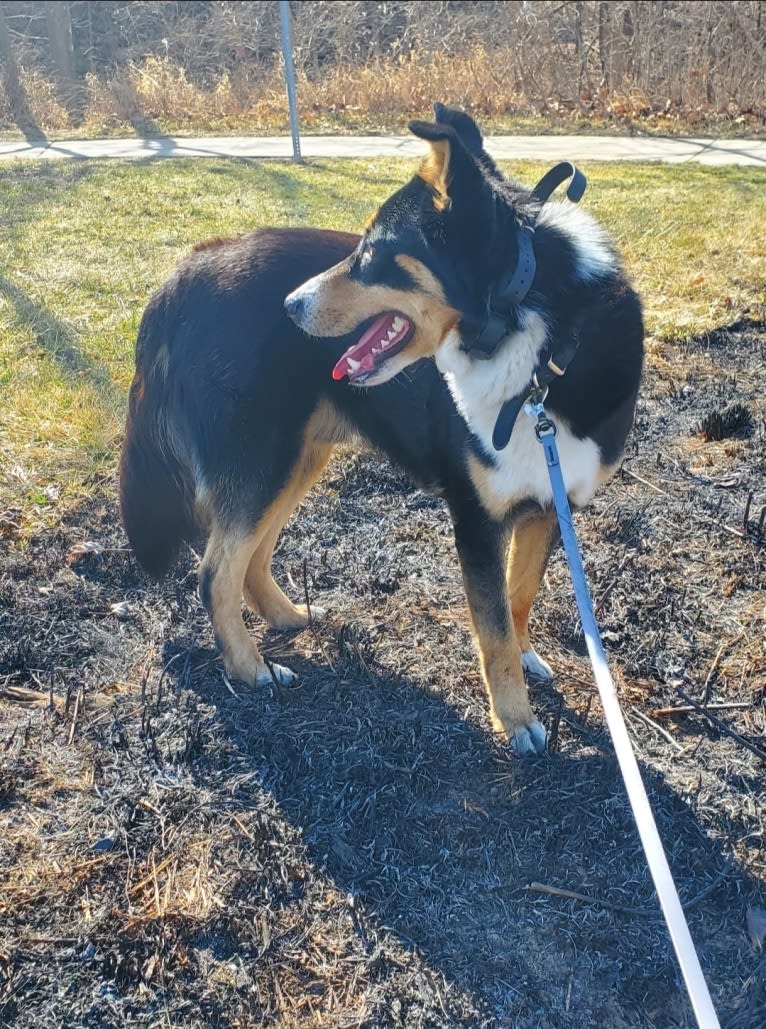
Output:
top-left (534, 413), bottom-right (557, 441)
top-left (523, 386), bottom-right (557, 441)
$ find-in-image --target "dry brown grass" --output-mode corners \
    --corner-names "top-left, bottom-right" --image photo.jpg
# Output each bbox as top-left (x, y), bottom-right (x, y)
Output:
top-left (81, 49), bottom-right (532, 134)
top-left (2, 47), bottom-right (763, 140)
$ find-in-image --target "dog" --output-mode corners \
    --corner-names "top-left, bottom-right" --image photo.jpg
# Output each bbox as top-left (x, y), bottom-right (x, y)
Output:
top-left (120, 104), bottom-right (643, 755)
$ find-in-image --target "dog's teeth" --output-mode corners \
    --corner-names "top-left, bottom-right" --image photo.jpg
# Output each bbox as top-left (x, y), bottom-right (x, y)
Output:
top-left (387, 327), bottom-right (398, 339)
top-left (347, 357), bottom-right (362, 372)
top-left (371, 347), bottom-right (381, 356)
top-left (392, 316), bottom-right (404, 331)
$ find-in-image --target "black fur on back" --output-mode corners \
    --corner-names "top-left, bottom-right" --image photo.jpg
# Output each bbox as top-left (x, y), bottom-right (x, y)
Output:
top-left (120, 229), bottom-right (482, 575)
top-left (121, 107), bottom-right (643, 576)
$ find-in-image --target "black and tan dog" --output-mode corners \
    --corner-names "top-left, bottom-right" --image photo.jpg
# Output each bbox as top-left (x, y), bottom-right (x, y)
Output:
top-left (120, 105), bottom-right (643, 755)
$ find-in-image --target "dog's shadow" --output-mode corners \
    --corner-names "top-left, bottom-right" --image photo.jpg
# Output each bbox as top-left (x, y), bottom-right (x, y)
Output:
top-left (162, 620), bottom-right (758, 1026)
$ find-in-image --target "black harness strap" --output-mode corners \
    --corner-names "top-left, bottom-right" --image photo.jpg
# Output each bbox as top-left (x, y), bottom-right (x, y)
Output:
top-left (533, 161), bottom-right (587, 204)
top-left (491, 331), bottom-right (579, 451)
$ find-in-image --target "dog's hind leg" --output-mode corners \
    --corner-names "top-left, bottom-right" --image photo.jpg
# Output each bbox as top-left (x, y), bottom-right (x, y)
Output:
top-left (506, 510), bottom-right (559, 684)
top-left (243, 442), bottom-right (333, 628)
top-left (199, 518), bottom-right (297, 688)
top-left (451, 502), bottom-right (547, 756)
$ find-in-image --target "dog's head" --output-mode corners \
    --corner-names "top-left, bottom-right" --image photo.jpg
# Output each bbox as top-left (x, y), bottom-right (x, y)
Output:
top-left (284, 104), bottom-right (534, 386)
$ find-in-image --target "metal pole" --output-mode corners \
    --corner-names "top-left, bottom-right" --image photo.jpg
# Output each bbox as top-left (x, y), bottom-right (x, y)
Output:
top-left (278, 0), bottom-right (302, 163)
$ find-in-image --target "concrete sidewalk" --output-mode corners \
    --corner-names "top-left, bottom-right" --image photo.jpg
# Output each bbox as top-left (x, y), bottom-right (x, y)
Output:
top-left (1, 133), bottom-right (765, 166)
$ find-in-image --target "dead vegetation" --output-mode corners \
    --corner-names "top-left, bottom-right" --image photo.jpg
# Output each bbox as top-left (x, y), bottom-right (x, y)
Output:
top-left (1, 306), bottom-right (765, 1026)
top-left (1, 2), bottom-right (765, 138)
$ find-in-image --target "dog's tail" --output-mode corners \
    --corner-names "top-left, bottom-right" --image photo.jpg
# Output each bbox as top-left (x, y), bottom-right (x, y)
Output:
top-left (119, 302), bottom-right (197, 578)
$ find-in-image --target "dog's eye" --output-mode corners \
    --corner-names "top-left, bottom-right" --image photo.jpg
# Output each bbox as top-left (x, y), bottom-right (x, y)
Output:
top-left (352, 245), bottom-right (380, 282)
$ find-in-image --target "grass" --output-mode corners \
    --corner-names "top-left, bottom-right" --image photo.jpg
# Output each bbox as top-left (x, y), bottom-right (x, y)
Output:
top-left (1, 156), bottom-right (765, 524)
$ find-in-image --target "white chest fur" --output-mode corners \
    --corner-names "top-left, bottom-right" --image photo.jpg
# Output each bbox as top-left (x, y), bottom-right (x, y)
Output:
top-left (435, 315), bottom-right (603, 519)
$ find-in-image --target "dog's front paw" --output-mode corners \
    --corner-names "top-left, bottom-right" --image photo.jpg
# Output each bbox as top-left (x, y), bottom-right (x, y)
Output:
top-left (521, 649), bottom-right (554, 684)
top-left (256, 662), bottom-right (298, 687)
top-left (511, 720), bottom-right (548, 756)
top-left (490, 703), bottom-right (548, 756)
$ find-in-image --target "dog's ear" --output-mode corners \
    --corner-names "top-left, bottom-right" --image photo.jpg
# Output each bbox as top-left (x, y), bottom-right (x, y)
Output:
top-left (409, 120), bottom-right (454, 210)
top-left (409, 119), bottom-right (482, 213)
top-left (432, 103), bottom-right (484, 157)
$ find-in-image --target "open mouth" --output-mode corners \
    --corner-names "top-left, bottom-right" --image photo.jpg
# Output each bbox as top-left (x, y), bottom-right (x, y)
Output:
top-left (332, 312), bottom-right (414, 384)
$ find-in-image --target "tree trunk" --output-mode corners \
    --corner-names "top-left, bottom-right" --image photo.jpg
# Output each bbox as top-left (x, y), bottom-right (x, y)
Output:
top-left (45, 0), bottom-right (82, 123)
top-left (574, 1), bottom-right (585, 99)
top-left (598, 1), bottom-right (611, 90)
top-left (0, 7), bottom-right (45, 139)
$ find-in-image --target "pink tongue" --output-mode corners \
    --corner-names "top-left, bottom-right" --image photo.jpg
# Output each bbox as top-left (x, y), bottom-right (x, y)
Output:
top-left (332, 313), bottom-right (403, 381)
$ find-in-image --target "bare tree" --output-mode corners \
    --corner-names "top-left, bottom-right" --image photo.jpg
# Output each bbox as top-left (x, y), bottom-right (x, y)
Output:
top-left (0, 4), bottom-right (44, 137)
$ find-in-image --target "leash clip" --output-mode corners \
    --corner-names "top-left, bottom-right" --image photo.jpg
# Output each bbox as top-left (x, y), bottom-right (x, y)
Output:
top-left (534, 413), bottom-right (557, 442)
top-left (523, 387), bottom-right (557, 441)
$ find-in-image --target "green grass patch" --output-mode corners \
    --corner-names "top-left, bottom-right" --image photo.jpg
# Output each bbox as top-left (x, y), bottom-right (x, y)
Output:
top-left (1, 157), bottom-right (764, 523)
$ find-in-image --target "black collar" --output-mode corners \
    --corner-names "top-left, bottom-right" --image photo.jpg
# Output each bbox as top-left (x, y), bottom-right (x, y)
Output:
top-left (458, 161), bottom-right (587, 450)
top-left (464, 161), bottom-right (587, 361)
top-left (469, 224), bottom-right (536, 357)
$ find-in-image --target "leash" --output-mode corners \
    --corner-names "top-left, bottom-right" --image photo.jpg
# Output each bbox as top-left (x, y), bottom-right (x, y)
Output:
top-left (525, 391), bottom-right (722, 1029)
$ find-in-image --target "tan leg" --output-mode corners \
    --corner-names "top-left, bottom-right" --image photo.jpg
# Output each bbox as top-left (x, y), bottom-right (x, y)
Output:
top-left (452, 505), bottom-right (546, 755)
top-left (199, 521), bottom-right (296, 687)
top-left (467, 598), bottom-right (534, 740)
top-left (506, 510), bottom-right (558, 683)
top-left (243, 443), bottom-right (333, 628)
top-left (199, 435), bottom-right (333, 687)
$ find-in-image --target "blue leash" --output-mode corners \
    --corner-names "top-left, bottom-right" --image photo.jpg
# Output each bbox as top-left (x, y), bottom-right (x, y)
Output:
top-left (526, 392), bottom-right (721, 1029)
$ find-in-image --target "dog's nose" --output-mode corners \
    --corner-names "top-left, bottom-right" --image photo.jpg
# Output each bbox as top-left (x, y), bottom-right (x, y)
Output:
top-left (284, 291), bottom-right (304, 322)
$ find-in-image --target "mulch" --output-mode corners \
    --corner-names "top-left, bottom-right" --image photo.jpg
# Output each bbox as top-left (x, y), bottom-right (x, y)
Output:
top-left (1, 316), bottom-right (764, 1029)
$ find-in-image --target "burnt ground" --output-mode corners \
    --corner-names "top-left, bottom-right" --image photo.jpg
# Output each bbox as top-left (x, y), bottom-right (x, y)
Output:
top-left (1, 316), bottom-right (765, 1029)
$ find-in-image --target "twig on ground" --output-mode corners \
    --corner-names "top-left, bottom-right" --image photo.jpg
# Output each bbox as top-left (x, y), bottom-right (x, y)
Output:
top-left (704, 637), bottom-right (728, 703)
top-left (548, 693), bottom-right (564, 754)
top-left (556, 671), bottom-right (597, 691)
top-left (301, 557), bottom-right (337, 674)
top-left (676, 688), bottom-right (766, 761)
top-left (67, 689), bottom-right (81, 746)
top-left (724, 956), bottom-right (766, 1029)
top-left (302, 558), bottom-right (313, 624)
top-left (632, 708), bottom-right (684, 752)
top-left (743, 491), bottom-right (753, 532)
top-left (526, 881), bottom-right (657, 918)
top-left (529, 860), bottom-right (736, 918)
top-left (129, 853), bottom-right (176, 897)
top-left (622, 467), bottom-right (749, 540)
top-left (154, 652), bottom-right (182, 711)
top-left (139, 652), bottom-right (155, 706)
top-left (595, 553), bottom-right (635, 615)
top-left (682, 858), bottom-right (733, 911)
top-left (220, 669), bottom-right (241, 700)
top-left (651, 701), bottom-right (750, 718)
